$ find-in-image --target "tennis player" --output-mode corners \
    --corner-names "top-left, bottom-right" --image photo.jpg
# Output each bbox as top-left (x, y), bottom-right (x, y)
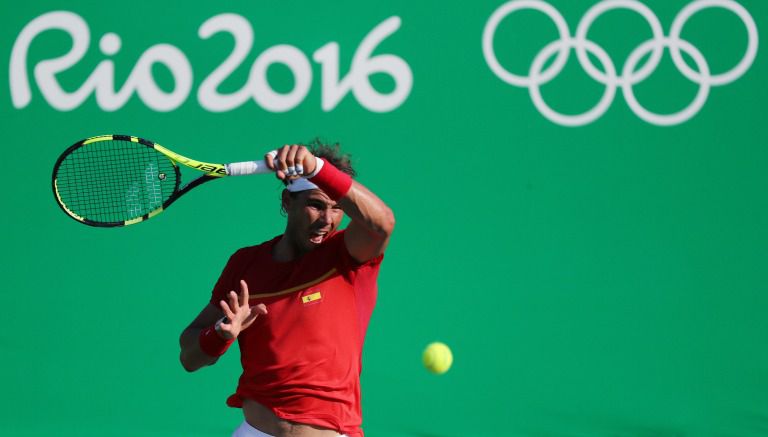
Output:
top-left (179, 141), bottom-right (394, 437)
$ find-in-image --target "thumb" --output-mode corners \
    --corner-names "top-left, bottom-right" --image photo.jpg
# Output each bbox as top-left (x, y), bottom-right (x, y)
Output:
top-left (242, 304), bottom-right (267, 330)
top-left (253, 303), bottom-right (268, 315)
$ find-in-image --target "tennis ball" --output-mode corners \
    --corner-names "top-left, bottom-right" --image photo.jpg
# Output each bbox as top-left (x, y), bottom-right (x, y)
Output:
top-left (422, 342), bottom-right (453, 374)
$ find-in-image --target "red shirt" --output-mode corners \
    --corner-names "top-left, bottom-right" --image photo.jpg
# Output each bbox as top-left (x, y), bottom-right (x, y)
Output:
top-left (210, 230), bottom-right (381, 436)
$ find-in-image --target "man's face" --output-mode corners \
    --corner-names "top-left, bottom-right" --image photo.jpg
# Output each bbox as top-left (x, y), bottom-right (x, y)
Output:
top-left (284, 189), bottom-right (344, 253)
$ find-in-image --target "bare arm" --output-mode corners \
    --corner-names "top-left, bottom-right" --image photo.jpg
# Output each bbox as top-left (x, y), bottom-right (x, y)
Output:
top-left (179, 304), bottom-right (226, 372)
top-left (339, 180), bottom-right (395, 263)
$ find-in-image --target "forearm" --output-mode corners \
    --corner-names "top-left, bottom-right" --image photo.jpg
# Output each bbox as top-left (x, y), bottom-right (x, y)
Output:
top-left (336, 180), bottom-right (394, 263)
top-left (179, 327), bottom-right (224, 372)
top-left (340, 181), bottom-right (395, 237)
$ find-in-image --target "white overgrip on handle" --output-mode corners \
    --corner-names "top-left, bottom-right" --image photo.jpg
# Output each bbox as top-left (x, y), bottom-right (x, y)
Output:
top-left (225, 160), bottom-right (273, 176)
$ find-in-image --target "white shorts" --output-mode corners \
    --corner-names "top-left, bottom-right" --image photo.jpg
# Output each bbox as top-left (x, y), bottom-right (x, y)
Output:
top-left (231, 420), bottom-right (348, 437)
top-left (232, 421), bottom-right (273, 437)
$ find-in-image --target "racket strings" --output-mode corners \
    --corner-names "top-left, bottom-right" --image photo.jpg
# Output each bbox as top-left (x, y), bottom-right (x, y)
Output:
top-left (55, 140), bottom-right (178, 224)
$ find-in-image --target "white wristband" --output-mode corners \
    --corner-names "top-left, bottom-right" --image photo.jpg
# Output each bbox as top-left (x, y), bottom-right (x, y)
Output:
top-left (306, 156), bottom-right (324, 178)
top-left (214, 316), bottom-right (229, 336)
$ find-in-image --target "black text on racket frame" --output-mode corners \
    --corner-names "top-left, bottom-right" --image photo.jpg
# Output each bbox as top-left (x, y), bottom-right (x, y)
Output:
top-left (52, 135), bottom-right (271, 227)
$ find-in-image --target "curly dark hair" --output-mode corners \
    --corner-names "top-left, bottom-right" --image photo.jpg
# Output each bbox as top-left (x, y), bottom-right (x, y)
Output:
top-left (305, 138), bottom-right (356, 178)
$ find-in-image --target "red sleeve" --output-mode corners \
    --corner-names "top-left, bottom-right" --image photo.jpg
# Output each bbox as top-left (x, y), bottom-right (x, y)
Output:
top-left (332, 231), bottom-right (383, 342)
top-left (209, 248), bottom-right (250, 306)
top-left (324, 231), bottom-right (384, 278)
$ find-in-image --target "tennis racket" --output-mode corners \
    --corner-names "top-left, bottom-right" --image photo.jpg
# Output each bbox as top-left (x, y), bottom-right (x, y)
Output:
top-left (52, 134), bottom-right (273, 227)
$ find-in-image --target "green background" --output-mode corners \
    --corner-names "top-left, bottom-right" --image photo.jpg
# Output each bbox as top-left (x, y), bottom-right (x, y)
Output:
top-left (1, 0), bottom-right (766, 435)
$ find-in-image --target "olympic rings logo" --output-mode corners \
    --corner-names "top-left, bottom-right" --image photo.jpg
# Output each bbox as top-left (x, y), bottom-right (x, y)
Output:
top-left (482, 0), bottom-right (759, 126)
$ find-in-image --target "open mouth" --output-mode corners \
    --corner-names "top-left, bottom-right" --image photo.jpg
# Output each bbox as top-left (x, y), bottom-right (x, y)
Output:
top-left (309, 230), bottom-right (329, 244)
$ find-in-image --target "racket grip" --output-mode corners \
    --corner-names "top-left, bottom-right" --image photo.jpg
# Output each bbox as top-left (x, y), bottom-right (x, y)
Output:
top-left (225, 160), bottom-right (272, 176)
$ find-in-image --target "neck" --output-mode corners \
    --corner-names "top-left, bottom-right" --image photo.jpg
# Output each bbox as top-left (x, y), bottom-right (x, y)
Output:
top-left (272, 233), bottom-right (307, 262)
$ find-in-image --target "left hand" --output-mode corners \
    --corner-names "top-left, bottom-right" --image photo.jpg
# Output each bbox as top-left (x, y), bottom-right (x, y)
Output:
top-left (217, 280), bottom-right (267, 340)
top-left (265, 144), bottom-right (318, 181)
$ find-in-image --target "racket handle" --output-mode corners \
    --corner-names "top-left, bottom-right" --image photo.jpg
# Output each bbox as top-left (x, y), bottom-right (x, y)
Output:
top-left (225, 160), bottom-right (272, 176)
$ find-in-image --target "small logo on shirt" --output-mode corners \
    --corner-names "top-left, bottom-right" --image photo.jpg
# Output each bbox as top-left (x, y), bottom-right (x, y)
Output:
top-left (301, 291), bottom-right (322, 305)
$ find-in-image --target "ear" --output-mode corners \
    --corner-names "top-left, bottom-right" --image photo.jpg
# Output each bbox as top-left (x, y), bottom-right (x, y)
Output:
top-left (281, 189), bottom-right (291, 214)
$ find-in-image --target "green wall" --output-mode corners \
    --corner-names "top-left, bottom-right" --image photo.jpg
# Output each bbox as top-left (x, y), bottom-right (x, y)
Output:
top-left (1, 1), bottom-right (767, 435)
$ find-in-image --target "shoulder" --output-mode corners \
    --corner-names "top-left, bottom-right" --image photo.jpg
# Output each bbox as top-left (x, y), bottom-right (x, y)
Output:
top-left (325, 230), bottom-right (384, 271)
top-left (319, 230), bottom-right (349, 257)
top-left (229, 235), bottom-right (280, 264)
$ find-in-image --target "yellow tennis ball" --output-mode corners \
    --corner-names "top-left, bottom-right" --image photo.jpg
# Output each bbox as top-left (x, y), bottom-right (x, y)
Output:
top-left (423, 342), bottom-right (453, 374)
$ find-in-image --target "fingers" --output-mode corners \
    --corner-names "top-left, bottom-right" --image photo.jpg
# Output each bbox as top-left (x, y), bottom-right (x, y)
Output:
top-left (239, 279), bottom-right (249, 307)
top-left (294, 147), bottom-right (310, 175)
top-left (253, 303), bottom-right (268, 315)
top-left (219, 299), bottom-right (236, 321)
top-left (228, 290), bottom-right (240, 311)
top-left (271, 145), bottom-right (314, 180)
top-left (264, 150), bottom-right (278, 171)
top-left (241, 303), bottom-right (268, 330)
top-left (274, 147), bottom-right (287, 179)
top-left (285, 147), bottom-right (298, 177)
top-left (219, 285), bottom-right (266, 339)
